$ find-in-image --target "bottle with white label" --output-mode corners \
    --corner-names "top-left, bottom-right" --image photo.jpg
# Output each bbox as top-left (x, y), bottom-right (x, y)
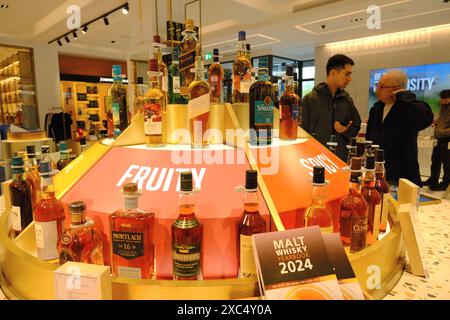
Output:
top-left (237, 170), bottom-right (267, 278)
top-left (9, 155), bottom-right (33, 237)
top-left (143, 58), bottom-right (166, 148)
top-left (304, 166), bottom-right (334, 233)
top-left (33, 160), bottom-right (65, 260)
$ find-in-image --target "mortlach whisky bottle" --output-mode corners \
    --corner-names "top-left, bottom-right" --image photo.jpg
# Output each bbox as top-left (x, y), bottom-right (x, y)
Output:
top-left (279, 65), bottom-right (300, 141)
top-left (339, 157), bottom-right (368, 252)
top-left (374, 149), bottom-right (390, 233)
top-left (237, 170), bottom-right (267, 278)
top-left (304, 166), bottom-right (334, 233)
top-left (33, 160), bottom-right (65, 260)
top-left (57, 201), bottom-right (104, 265)
top-left (179, 19), bottom-right (198, 98)
top-left (143, 58), bottom-right (166, 147)
top-left (208, 48), bottom-right (224, 104)
top-left (232, 31), bottom-right (252, 103)
top-left (110, 183), bottom-right (155, 279)
top-left (171, 172), bottom-right (202, 280)
top-left (361, 154), bottom-right (381, 236)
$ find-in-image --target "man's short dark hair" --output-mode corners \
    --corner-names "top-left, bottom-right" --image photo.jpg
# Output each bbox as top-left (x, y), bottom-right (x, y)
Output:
top-left (439, 89), bottom-right (450, 99)
top-left (326, 54), bottom-right (354, 75)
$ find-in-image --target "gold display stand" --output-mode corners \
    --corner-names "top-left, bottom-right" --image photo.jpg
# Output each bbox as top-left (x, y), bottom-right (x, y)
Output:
top-left (0, 103), bottom-right (407, 300)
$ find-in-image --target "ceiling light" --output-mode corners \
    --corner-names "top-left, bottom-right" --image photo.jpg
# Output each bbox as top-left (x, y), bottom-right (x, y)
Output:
top-left (65, 36), bottom-right (70, 43)
top-left (0, 4), bottom-right (9, 9)
top-left (104, 16), bottom-right (110, 26)
top-left (82, 25), bottom-right (88, 34)
top-left (121, 4), bottom-right (129, 15)
top-left (73, 31), bottom-right (78, 39)
top-left (57, 39), bottom-right (63, 46)
top-left (111, 40), bottom-right (116, 44)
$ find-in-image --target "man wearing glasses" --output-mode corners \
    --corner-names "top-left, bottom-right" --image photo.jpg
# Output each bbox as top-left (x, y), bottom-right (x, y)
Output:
top-left (366, 70), bottom-right (434, 187)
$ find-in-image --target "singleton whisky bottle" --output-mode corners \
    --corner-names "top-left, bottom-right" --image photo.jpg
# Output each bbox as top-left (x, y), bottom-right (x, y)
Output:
top-left (171, 171), bottom-right (202, 280)
top-left (179, 19), bottom-right (198, 99)
top-left (339, 157), bottom-right (369, 252)
top-left (110, 183), bottom-right (155, 279)
top-left (57, 142), bottom-right (72, 170)
top-left (208, 48), bottom-right (224, 104)
top-left (304, 166), bottom-right (334, 233)
top-left (188, 54), bottom-right (210, 148)
top-left (110, 65), bottom-right (129, 136)
top-left (143, 58), bottom-right (166, 147)
top-left (361, 154), bottom-right (381, 236)
top-left (9, 155), bottom-right (33, 237)
top-left (375, 149), bottom-right (390, 233)
top-left (25, 145), bottom-right (40, 206)
top-left (152, 35), bottom-right (169, 97)
top-left (57, 201), bottom-right (104, 265)
top-left (33, 160), bottom-right (65, 260)
top-left (279, 65), bottom-right (300, 141)
top-left (237, 170), bottom-right (267, 278)
top-left (232, 31), bottom-right (252, 103)
top-left (249, 61), bottom-right (274, 146)
top-left (168, 47), bottom-right (185, 104)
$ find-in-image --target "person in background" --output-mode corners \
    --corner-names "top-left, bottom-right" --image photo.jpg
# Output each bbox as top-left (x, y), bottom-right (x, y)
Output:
top-left (428, 90), bottom-right (450, 191)
top-left (301, 54), bottom-right (361, 161)
top-left (366, 70), bottom-right (434, 187)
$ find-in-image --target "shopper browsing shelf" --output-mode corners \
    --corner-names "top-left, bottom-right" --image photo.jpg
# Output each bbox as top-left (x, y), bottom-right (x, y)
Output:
top-left (301, 54), bottom-right (362, 161)
top-left (366, 70), bottom-right (434, 187)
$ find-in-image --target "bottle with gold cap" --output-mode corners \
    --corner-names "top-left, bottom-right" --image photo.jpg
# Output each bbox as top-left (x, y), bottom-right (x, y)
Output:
top-left (171, 171), bottom-right (202, 280)
top-left (57, 201), bottom-right (104, 265)
top-left (152, 35), bottom-right (169, 96)
top-left (109, 183), bottom-right (155, 280)
top-left (179, 18), bottom-right (198, 98)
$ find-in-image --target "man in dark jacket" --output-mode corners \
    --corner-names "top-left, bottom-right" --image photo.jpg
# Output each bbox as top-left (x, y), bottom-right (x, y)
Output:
top-left (301, 54), bottom-right (361, 161)
top-left (366, 70), bottom-right (434, 187)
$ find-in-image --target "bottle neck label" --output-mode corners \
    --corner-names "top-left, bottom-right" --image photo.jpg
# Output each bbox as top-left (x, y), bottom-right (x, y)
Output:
top-left (124, 196), bottom-right (139, 210)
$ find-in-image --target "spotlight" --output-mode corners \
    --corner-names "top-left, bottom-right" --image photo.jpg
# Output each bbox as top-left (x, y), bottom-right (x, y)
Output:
top-left (121, 4), bottom-right (129, 15)
top-left (103, 16), bottom-right (109, 26)
top-left (57, 39), bottom-right (63, 46)
top-left (65, 36), bottom-right (70, 43)
top-left (82, 25), bottom-right (88, 34)
top-left (73, 31), bottom-right (78, 39)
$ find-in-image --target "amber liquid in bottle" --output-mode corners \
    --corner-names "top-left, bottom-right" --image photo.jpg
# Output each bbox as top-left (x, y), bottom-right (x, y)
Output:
top-left (375, 155), bottom-right (390, 233)
top-left (110, 184), bottom-right (155, 279)
top-left (279, 74), bottom-right (300, 141)
top-left (152, 35), bottom-right (168, 97)
top-left (361, 157), bottom-right (381, 236)
top-left (249, 68), bottom-right (274, 146)
top-left (179, 19), bottom-right (198, 97)
top-left (208, 50), bottom-right (224, 104)
top-left (25, 151), bottom-right (40, 207)
top-left (171, 187), bottom-right (202, 280)
top-left (57, 150), bottom-right (71, 171)
top-left (189, 56), bottom-right (210, 148)
top-left (232, 32), bottom-right (252, 103)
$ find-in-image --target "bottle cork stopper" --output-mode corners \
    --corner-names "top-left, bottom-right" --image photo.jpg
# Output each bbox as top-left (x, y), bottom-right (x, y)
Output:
top-left (351, 157), bottom-right (362, 170)
top-left (123, 183), bottom-right (138, 193)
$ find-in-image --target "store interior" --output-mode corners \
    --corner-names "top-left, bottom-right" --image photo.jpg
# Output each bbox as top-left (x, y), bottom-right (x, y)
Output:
top-left (0, 0), bottom-right (449, 301)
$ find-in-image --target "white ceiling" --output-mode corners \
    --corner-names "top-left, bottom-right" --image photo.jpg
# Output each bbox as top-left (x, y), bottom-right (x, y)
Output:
top-left (0, 0), bottom-right (449, 62)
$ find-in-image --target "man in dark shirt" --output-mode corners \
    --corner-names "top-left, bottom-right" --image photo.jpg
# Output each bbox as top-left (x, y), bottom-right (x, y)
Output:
top-left (366, 70), bottom-right (434, 187)
top-left (301, 54), bottom-right (361, 161)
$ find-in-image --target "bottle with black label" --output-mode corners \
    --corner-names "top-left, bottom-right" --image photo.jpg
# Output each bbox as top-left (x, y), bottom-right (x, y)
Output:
top-left (171, 171), bottom-right (202, 280)
top-left (109, 183), bottom-right (155, 279)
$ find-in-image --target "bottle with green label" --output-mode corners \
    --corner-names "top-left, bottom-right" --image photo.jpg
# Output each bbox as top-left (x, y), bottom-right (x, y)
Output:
top-left (249, 60), bottom-right (274, 145)
top-left (171, 171), bottom-right (202, 280)
top-left (109, 65), bottom-right (129, 136)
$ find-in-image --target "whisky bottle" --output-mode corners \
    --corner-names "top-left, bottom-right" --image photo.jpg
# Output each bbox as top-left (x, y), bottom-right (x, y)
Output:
top-left (249, 61), bottom-right (274, 146)
top-left (152, 35), bottom-right (169, 96)
top-left (339, 157), bottom-right (368, 252)
top-left (171, 171), bottom-right (202, 280)
top-left (304, 166), bottom-right (333, 233)
top-left (134, 77), bottom-right (146, 114)
top-left (208, 48), bottom-right (224, 104)
top-left (9, 155), bottom-right (33, 237)
top-left (33, 160), bottom-right (65, 260)
top-left (237, 170), bottom-right (266, 278)
top-left (168, 47), bottom-right (185, 104)
top-left (109, 65), bottom-right (129, 136)
top-left (375, 149), bottom-right (390, 233)
top-left (143, 58), bottom-right (166, 147)
top-left (188, 54), bottom-right (210, 148)
top-left (57, 201), bottom-right (104, 265)
top-left (279, 66), bottom-right (300, 141)
top-left (56, 142), bottom-right (72, 170)
top-left (179, 19), bottom-right (198, 98)
top-left (327, 135), bottom-right (338, 154)
top-left (361, 155), bottom-right (381, 235)
top-left (232, 31), bottom-right (252, 103)
top-left (25, 145), bottom-right (40, 206)
top-left (110, 183), bottom-right (155, 279)
top-left (40, 145), bottom-right (58, 174)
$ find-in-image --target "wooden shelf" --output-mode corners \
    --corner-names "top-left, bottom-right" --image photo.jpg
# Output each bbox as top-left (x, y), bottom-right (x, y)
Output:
top-left (87, 94), bottom-right (99, 97)
top-left (77, 101), bottom-right (89, 104)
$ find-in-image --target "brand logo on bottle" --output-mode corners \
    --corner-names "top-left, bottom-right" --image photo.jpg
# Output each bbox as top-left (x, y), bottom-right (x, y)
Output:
top-left (112, 231), bottom-right (145, 260)
top-left (61, 234), bottom-right (73, 245)
top-left (255, 98), bottom-right (274, 125)
top-left (179, 49), bottom-right (196, 72)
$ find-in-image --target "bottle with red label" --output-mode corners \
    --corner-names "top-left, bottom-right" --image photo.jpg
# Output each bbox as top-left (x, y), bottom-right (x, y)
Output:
top-left (143, 58), bottom-right (166, 147)
top-left (208, 48), bottom-right (223, 104)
